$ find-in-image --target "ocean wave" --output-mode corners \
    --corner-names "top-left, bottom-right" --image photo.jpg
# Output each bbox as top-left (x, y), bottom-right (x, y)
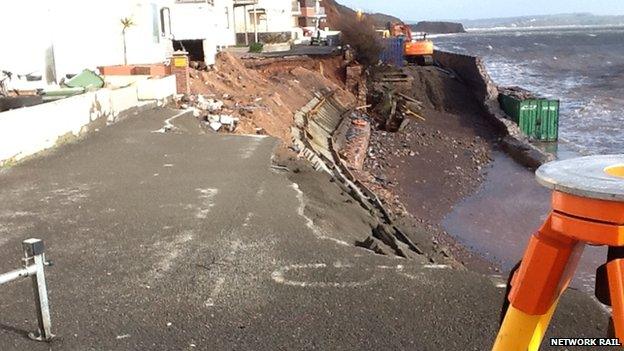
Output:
top-left (436, 28), bottom-right (624, 155)
top-left (466, 24), bottom-right (624, 33)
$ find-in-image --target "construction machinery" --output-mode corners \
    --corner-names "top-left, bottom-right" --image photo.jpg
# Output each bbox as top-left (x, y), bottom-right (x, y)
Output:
top-left (388, 23), bottom-right (434, 66)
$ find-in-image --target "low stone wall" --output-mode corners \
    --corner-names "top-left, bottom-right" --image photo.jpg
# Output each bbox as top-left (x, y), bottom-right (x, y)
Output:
top-left (0, 76), bottom-right (176, 166)
top-left (262, 43), bottom-right (292, 53)
top-left (235, 32), bottom-right (291, 46)
top-left (137, 75), bottom-right (177, 101)
top-left (434, 51), bottom-right (555, 168)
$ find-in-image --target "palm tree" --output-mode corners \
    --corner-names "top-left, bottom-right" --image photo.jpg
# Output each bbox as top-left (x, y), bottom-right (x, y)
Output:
top-left (120, 17), bottom-right (135, 65)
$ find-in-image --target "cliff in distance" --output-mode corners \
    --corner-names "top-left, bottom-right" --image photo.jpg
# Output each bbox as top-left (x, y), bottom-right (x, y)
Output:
top-left (411, 21), bottom-right (467, 34)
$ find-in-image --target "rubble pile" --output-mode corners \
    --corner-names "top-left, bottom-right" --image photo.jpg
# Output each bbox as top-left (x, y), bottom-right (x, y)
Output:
top-left (174, 94), bottom-right (239, 132)
top-left (183, 52), bottom-right (355, 143)
top-left (372, 88), bottom-right (426, 132)
top-left (360, 64), bottom-right (496, 223)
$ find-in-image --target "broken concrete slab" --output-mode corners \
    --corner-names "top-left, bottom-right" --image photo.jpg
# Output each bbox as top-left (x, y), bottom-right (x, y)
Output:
top-left (209, 121), bottom-right (222, 131)
top-left (197, 95), bottom-right (223, 112)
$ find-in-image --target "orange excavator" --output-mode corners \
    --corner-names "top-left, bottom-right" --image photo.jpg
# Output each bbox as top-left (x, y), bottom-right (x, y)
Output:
top-left (388, 22), bottom-right (434, 66)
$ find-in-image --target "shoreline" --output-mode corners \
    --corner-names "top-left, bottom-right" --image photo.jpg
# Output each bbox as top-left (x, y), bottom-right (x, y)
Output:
top-left (143, 48), bottom-right (617, 342)
top-left (363, 49), bottom-right (610, 299)
top-left (363, 62), bottom-right (503, 274)
top-left (0, 48), bottom-right (615, 349)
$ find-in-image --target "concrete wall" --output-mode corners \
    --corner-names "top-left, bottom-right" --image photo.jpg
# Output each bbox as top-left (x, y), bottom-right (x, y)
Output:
top-left (213, 0), bottom-right (237, 47)
top-left (235, 32), bottom-right (292, 45)
top-left (434, 51), bottom-right (498, 105)
top-left (137, 75), bottom-right (177, 100)
top-left (434, 50), bottom-right (555, 168)
top-left (104, 75), bottom-right (151, 89)
top-left (0, 76), bottom-right (176, 166)
top-left (169, 0), bottom-right (235, 47)
top-left (165, 1), bottom-right (235, 65)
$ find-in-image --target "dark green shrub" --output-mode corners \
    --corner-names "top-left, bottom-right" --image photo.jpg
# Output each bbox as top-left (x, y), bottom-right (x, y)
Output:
top-left (249, 42), bottom-right (264, 53)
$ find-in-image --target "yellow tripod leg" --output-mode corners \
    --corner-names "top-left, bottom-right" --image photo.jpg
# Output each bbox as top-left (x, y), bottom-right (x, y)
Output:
top-left (493, 300), bottom-right (559, 351)
top-left (493, 306), bottom-right (541, 351)
top-left (528, 298), bottom-right (559, 350)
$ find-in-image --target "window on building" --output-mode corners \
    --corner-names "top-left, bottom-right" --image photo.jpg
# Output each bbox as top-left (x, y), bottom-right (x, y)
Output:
top-left (248, 9), bottom-right (267, 30)
top-left (225, 7), bottom-right (230, 29)
top-left (249, 12), bottom-right (258, 27)
top-left (160, 7), bottom-right (172, 38)
top-left (152, 3), bottom-right (160, 43)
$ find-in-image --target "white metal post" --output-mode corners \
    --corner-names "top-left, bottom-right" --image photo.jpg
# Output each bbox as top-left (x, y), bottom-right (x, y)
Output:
top-left (244, 5), bottom-right (249, 46)
top-left (22, 239), bottom-right (54, 341)
top-left (0, 238), bottom-right (54, 342)
top-left (253, 3), bottom-right (258, 44)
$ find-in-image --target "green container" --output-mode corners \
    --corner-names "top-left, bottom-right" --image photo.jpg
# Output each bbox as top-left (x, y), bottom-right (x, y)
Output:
top-left (63, 69), bottom-right (105, 90)
top-left (499, 93), bottom-right (559, 142)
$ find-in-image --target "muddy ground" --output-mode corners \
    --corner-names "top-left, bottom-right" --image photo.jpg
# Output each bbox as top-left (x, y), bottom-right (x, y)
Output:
top-left (362, 65), bottom-right (503, 273)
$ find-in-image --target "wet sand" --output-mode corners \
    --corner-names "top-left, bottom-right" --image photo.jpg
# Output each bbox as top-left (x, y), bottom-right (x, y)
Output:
top-left (443, 150), bottom-right (607, 292)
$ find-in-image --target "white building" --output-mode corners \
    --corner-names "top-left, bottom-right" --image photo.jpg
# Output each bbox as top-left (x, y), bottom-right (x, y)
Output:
top-left (166, 0), bottom-right (236, 65)
top-left (0, 0), bottom-right (174, 83)
top-left (233, 0), bottom-right (295, 45)
top-left (0, 0), bottom-right (236, 86)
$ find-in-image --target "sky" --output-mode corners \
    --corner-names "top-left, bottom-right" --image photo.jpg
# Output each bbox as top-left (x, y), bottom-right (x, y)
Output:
top-left (337, 0), bottom-right (624, 21)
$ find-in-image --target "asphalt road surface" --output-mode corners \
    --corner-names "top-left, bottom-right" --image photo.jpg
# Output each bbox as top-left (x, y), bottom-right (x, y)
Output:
top-left (0, 108), bottom-right (612, 350)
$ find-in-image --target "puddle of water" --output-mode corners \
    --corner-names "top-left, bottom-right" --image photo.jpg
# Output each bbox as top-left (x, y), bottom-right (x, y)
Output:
top-left (443, 151), bottom-right (606, 292)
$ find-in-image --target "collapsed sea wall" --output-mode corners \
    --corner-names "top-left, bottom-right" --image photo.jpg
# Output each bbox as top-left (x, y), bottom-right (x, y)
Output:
top-left (434, 50), bottom-right (554, 168)
top-left (291, 90), bottom-right (424, 258)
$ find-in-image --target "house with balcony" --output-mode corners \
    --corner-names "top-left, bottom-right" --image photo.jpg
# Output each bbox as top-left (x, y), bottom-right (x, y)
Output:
top-left (297, 0), bottom-right (327, 31)
top-left (0, 0), bottom-right (239, 84)
top-left (0, 0), bottom-right (178, 84)
top-left (232, 0), bottom-right (294, 45)
top-left (165, 0), bottom-right (236, 65)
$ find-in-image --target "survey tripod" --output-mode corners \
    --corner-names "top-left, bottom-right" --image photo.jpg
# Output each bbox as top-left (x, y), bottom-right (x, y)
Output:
top-left (493, 155), bottom-right (624, 350)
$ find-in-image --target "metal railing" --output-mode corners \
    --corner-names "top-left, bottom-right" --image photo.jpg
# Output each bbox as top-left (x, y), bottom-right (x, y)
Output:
top-left (0, 239), bottom-right (54, 341)
top-left (233, 0), bottom-right (259, 6)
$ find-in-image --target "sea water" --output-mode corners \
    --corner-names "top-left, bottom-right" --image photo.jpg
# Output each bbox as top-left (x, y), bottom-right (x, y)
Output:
top-left (435, 26), bottom-right (624, 156)
top-left (438, 27), bottom-right (624, 291)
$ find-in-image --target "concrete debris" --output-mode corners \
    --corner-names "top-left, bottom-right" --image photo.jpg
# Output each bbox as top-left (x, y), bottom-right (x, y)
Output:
top-left (365, 224), bottom-right (421, 259)
top-left (370, 78), bottom-right (426, 133)
top-left (219, 115), bottom-right (239, 132)
top-left (174, 94), bottom-right (239, 133)
top-left (355, 236), bottom-right (390, 255)
top-left (197, 95), bottom-right (224, 112)
top-left (291, 91), bottom-right (428, 260)
top-left (209, 121), bottom-right (223, 131)
top-left (219, 115), bottom-right (235, 125)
